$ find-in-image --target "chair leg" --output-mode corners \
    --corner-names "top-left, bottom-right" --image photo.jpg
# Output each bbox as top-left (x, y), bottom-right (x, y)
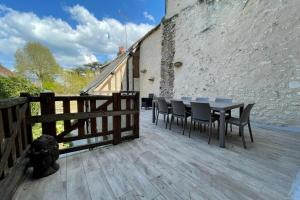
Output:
top-left (181, 118), bottom-right (183, 127)
top-left (230, 124), bottom-right (233, 132)
top-left (189, 119), bottom-right (193, 137)
top-left (240, 126), bottom-right (247, 149)
top-left (183, 117), bottom-right (186, 135)
top-left (208, 122), bottom-right (212, 144)
top-left (217, 121), bottom-right (220, 139)
top-left (164, 115), bottom-right (166, 122)
top-left (165, 114), bottom-right (169, 129)
top-left (169, 115), bottom-right (174, 130)
top-left (193, 121), bottom-right (196, 130)
top-left (248, 121), bottom-right (254, 142)
top-left (225, 122), bottom-right (228, 136)
top-left (156, 113), bottom-right (159, 126)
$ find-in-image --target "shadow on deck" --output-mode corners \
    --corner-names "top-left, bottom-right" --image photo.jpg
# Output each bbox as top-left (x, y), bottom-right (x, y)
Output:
top-left (14, 110), bottom-right (300, 200)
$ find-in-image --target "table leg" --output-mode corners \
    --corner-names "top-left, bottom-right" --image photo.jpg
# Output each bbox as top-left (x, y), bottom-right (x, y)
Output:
top-left (239, 106), bottom-right (244, 137)
top-left (219, 110), bottom-right (226, 148)
top-left (152, 101), bottom-right (156, 123)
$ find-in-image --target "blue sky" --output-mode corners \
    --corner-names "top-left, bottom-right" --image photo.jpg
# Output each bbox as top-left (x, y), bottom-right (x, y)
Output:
top-left (0, 0), bottom-right (165, 69)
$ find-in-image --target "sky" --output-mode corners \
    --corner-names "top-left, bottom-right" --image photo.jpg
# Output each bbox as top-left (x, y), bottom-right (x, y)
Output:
top-left (0, 0), bottom-right (165, 69)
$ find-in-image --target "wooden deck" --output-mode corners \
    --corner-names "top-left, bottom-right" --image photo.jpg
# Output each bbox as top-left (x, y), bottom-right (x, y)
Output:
top-left (13, 110), bottom-right (300, 200)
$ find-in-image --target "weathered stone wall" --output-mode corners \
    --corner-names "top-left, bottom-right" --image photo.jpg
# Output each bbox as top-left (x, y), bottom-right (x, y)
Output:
top-left (160, 16), bottom-right (177, 97)
top-left (139, 26), bottom-right (162, 98)
top-left (163, 0), bottom-right (300, 128)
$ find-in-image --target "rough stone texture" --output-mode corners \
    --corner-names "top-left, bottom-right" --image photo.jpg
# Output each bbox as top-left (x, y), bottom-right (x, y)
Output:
top-left (162, 0), bottom-right (300, 128)
top-left (139, 26), bottom-right (162, 98)
top-left (160, 16), bottom-right (177, 97)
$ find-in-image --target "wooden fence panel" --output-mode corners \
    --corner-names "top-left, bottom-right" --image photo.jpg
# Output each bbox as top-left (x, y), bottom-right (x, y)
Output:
top-left (0, 97), bottom-right (30, 200)
top-left (27, 91), bottom-right (139, 154)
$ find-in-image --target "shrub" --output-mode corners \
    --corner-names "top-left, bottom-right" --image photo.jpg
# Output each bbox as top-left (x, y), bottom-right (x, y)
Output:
top-left (0, 76), bottom-right (41, 98)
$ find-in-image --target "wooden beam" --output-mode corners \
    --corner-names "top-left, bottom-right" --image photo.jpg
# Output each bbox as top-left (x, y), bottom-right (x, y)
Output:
top-left (57, 127), bottom-right (133, 143)
top-left (30, 110), bottom-right (139, 124)
top-left (20, 93), bottom-right (32, 144)
top-left (0, 98), bottom-right (27, 109)
top-left (59, 140), bottom-right (113, 154)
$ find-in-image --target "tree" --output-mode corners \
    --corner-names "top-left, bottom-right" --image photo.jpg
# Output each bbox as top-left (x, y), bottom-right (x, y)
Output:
top-left (0, 76), bottom-right (41, 115)
top-left (15, 42), bottom-right (61, 87)
top-left (63, 68), bottom-right (95, 95)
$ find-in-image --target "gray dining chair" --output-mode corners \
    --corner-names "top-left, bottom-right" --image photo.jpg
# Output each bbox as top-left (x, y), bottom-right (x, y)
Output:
top-left (214, 97), bottom-right (233, 132)
top-left (169, 100), bottom-right (191, 135)
top-left (189, 102), bottom-right (218, 143)
top-left (181, 97), bottom-right (192, 101)
top-left (156, 98), bottom-right (172, 129)
top-left (195, 97), bottom-right (209, 102)
top-left (225, 103), bottom-right (255, 149)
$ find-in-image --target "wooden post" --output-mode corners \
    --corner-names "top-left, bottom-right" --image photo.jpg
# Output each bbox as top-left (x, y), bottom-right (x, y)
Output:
top-left (0, 110), bottom-right (4, 179)
top-left (126, 98), bottom-right (131, 128)
top-left (63, 100), bottom-right (71, 131)
top-left (133, 92), bottom-right (140, 138)
top-left (40, 92), bottom-right (56, 137)
top-left (20, 93), bottom-right (32, 144)
top-left (77, 99), bottom-right (85, 136)
top-left (90, 99), bottom-right (97, 134)
top-left (113, 93), bottom-right (121, 145)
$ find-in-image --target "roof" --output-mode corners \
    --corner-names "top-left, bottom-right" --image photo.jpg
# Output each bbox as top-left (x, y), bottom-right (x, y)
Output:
top-left (81, 24), bottom-right (161, 94)
top-left (81, 53), bottom-right (129, 94)
top-left (0, 64), bottom-right (14, 77)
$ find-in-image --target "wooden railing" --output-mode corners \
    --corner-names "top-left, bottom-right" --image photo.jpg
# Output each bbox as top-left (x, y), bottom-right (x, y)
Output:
top-left (0, 97), bottom-right (31, 200)
top-left (27, 91), bottom-right (140, 153)
top-left (0, 91), bottom-right (140, 200)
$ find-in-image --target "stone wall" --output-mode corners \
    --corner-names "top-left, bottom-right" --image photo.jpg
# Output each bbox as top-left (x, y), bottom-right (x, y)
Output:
top-left (160, 16), bottom-right (177, 97)
top-left (162, 0), bottom-right (300, 128)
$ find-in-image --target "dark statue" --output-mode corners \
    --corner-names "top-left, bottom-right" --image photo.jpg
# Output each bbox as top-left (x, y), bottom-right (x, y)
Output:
top-left (29, 135), bottom-right (60, 178)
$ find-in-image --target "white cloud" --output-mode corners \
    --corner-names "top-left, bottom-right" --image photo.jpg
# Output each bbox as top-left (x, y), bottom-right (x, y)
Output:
top-left (143, 11), bottom-right (155, 22)
top-left (0, 4), bottom-right (154, 67)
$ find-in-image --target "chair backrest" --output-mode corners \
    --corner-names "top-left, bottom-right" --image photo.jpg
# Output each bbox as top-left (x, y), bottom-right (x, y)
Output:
top-left (215, 97), bottom-right (233, 104)
top-left (240, 103), bottom-right (255, 124)
top-left (190, 102), bottom-right (211, 121)
top-left (181, 96), bottom-right (192, 101)
top-left (158, 99), bottom-right (169, 113)
top-left (171, 100), bottom-right (186, 116)
top-left (148, 93), bottom-right (154, 99)
top-left (195, 97), bottom-right (209, 102)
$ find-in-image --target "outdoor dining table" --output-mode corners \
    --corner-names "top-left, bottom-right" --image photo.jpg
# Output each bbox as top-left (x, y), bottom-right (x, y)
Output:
top-left (152, 99), bottom-right (244, 148)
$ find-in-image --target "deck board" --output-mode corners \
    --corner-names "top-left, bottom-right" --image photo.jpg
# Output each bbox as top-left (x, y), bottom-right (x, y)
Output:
top-left (13, 110), bottom-right (300, 200)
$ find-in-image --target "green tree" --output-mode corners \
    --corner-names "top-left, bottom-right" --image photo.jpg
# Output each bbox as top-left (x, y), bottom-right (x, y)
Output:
top-left (0, 76), bottom-right (41, 115)
top-left (0, 76), bottom-right (41, 98)
top-left (63, 68), bottom-right (95, 94)
top-left (15, 42), bottom-right (61, 87)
